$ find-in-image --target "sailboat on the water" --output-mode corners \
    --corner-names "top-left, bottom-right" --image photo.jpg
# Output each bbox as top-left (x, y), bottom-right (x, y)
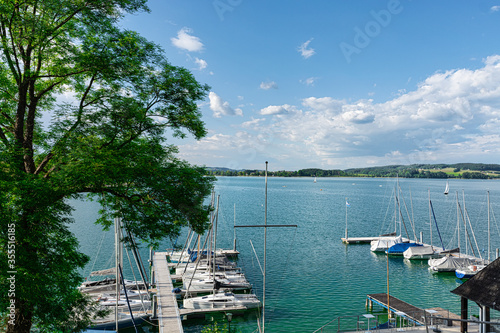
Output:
top-left (444, 180), bottom-right (449, 195)
top-left (86, 217), bottom-right (151, 331)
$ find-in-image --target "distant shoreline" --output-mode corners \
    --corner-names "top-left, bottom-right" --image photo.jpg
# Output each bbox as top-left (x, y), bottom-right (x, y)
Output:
top-left (206, 163), bottom-right (500, 180)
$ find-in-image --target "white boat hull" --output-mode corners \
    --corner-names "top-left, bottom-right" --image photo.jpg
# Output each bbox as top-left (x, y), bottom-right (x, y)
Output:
top-left (183, 292), bottom-right (261, 310)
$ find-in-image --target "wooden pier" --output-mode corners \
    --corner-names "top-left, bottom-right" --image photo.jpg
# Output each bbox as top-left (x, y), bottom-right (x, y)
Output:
top-left (367, 293), bottom-right (426, 324)
top-left (153, 251), bottom-right (184, 333)
top-left (367, 294), bottom-right (459, 327)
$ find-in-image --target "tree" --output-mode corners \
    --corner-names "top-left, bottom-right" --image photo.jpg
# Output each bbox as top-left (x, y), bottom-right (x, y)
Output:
top-left (0, 1), bottom-right (215, 331)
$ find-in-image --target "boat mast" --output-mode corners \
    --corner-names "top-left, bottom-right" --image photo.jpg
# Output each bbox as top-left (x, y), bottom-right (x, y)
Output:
top-left (234, 203), bottom-right (237, 252)
top-left (456, 192), bottom-right (460, 256)
top-left (428, 190), bottom-right (432, 248)
top-left (233, 162), bottom-right (297, 333)
top-left (462, 190), bottom-right (468, 255)
top-left (488, 190), bottom-right (491, 262)
top-left (212, 196), bottom-right (220, 297)
top-left (263, 161), bottom-right (268, 333)
top-left (345, 197), bottom-right (348, 240)
top-left (114, 216), bottom-right (121, 332)
top-left (394, 182), bottom-right (398, 235)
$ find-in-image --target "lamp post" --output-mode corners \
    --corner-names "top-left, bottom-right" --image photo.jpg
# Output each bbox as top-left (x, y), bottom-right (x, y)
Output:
top-left (226, 312), bottom-right (233, 333)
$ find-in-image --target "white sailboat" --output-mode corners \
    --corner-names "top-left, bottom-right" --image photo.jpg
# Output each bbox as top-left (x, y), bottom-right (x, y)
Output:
top-left (182, 276), bottom-right (252, 291)
top-left (444, 180), bottom-right (449, 195)
top-left (370, 235), bottom-right (403, 252)
top-left (371, 181), bottom-right (404, 252)
top-left (183, 195), bottom-right (261, 310)
top-left (183, 291), bottom-right (261, 310)
top-left (86, 217), bottom-right (150, 331)
top-left (428, 255), bottom-right (480, 272)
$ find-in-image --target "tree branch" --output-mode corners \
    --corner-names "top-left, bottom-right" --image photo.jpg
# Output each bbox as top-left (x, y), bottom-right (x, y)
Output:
top-left (34, 74), bottom-right (96, 175)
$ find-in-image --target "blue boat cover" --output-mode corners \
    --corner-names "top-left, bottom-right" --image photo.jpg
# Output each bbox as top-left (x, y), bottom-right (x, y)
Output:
top-left (387, 242), bottom-right (423, 254)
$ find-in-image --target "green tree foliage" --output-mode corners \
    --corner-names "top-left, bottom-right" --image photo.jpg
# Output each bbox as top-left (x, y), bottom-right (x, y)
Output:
top-left (0, 1), bottom-right (214, 331)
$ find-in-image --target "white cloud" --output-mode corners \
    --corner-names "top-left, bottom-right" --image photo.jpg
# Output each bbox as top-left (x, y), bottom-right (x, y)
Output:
top-left (208, 92), bottom-right (243, 118)
top-left (241, 117), bottom-right (266, 129)
top-left (298, 39), bottom-right (315, 59)
top-left (185, 55), bottom-right (500, 169)
top-left (260, 81), bottom-right (278, 90)
top-left (260, 104), bottom-right (297, 115)
top-left (300, 77), bottom-right (318, 86)
top-left (195, 58), bottom-right (208, 70)
top-left (491, 5), bottom-right (500, 12)
top-left (171, 27), bottom-right (204, 52)
top-left (342, 110), bottom-right (375, 124)
top-left (302, 97), bottom-right (344, 113)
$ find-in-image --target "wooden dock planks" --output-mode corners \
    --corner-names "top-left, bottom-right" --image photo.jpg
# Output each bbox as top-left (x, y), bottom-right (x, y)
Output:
top-left (367, 294), bottom-right (461, 327)
top-left (367, 293), bottom-right (425, 324)
top-left (153, 251), bottom-right (184, 333)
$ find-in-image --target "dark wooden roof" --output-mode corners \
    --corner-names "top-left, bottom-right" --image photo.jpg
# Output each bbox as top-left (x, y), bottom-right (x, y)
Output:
top-left (451, 257), bottom-right (500, 311)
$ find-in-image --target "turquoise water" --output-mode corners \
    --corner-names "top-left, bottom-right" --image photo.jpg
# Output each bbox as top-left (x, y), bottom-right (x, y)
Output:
top-left (70, 177), bottom-right (500, 332)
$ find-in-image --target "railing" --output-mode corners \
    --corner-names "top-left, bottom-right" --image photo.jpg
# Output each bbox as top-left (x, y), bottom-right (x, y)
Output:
top-left (312, 312), bottom-right (395, 333)
top-left (312, 311), bottom-right (500, 333)
top-left (312, 310), bottom-right (446, 333)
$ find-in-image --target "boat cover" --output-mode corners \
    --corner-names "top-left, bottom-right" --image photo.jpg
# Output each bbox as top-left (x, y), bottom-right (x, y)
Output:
top-left (370, 236), bottom-right (403, 252)
top-left (428, 256), bottom-right (476, 272)
top-left (403, 245), bottom-right (436, 259)
top-left (386, 242), bottom-right (423, 254)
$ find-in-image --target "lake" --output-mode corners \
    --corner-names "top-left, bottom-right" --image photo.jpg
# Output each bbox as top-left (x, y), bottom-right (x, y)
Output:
top-left (70, 177), bottom-right (500, 332)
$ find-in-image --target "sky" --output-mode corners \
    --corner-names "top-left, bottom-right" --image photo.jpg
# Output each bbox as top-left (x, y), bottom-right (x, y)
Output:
top-left (121, 0), bottom-right (500, 171)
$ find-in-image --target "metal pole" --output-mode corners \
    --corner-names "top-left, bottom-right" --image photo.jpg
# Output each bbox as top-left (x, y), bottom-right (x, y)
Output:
top-left (234, 203), bottom-right (237, 251)
top-left (345, 197), bottom-right (348, 240)
top-left (387, 253), bottom-right (390, 318)
top-left (488, 190), bottom-right (491, 262)
top-left (115, 217), bottom-right (120, 332)
top-left (263, 161), bottom-right (268, 333)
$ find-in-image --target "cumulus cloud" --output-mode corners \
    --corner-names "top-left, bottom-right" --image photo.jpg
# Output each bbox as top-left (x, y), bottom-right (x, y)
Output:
top-left (260, 81), bottom-right (278, 90)
top-left (342, 110), bottom-right (375, 124)
top-left (183, 55), bottom-right (500, 169)
top-left (302, 97), bottom-right (344, 113)
top-left (195, 58), bottom-right (208, 70)
top-left (260, 104), bottom-right (297, 115)
top-left (241, 117), bottom-right (266, 129)
top-left (209, 92), bottom-right (243, 118)
top-left (298, 39), bottom-right (315, 59)
top-left (491, 5), bottom-right (500, 12)
top-left (171, 27), bottom-right (204, 52)
top-left (300, 77), bottom-right (318, 86)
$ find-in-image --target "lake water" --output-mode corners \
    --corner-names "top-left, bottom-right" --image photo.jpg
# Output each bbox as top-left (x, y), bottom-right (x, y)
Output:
top-left (70, 177), bottom-right (500, 333)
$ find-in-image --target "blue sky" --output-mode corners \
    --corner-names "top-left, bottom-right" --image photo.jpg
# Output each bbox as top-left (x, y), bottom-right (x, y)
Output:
top-left (122, 1), bottom-right (500, 171)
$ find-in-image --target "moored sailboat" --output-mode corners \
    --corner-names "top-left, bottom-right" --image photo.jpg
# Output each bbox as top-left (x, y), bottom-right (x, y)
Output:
top-left (183, 291), bottom-right (261, 310)
top-left (455, 264), bottom-right (487, 279)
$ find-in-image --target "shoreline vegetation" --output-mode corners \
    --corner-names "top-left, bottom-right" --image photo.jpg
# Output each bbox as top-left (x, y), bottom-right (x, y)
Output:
top-left (205, 163), bottom-right (500, 179)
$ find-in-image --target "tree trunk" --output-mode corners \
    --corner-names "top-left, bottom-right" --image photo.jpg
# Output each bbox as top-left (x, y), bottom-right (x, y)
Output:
top-left (6, 299), bottom-right (33, 333)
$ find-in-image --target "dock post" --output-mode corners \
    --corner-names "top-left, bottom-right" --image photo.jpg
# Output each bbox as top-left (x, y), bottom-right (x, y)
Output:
top-left (485, 306), bottom-right (490, 333)
top-left (152, 294), bottom-right (158, 319)
top-left (365, 298), bottom-right (372, 311)
top-left (460, 297), bottom-right (468, 333)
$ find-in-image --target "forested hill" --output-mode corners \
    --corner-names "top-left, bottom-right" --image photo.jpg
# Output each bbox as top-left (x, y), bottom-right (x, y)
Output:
top-left (206, 163), bottom-right (500, 179)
